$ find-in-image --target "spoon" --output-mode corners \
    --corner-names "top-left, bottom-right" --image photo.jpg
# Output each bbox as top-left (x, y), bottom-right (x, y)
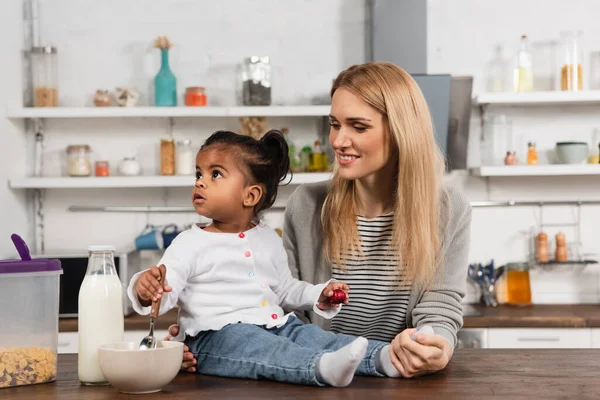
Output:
top-left (139, 264), bottom-right (166, 350)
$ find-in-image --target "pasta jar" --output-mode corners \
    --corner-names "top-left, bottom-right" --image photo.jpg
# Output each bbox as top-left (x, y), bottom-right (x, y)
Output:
top-left (184, 87), bottom-right (207, 106)
top-left (160, 138), bottom-right (175, 176)
top-left (242, 56), bottom-right (271, 106)
top-left (67, 145), bottom-right (91, 177)
top-left (560, 31), bottom-right (584, 91)
top-left (31, 46), bottom-right (58, 107)
top-left (176, 140), bottom-right (195, 175)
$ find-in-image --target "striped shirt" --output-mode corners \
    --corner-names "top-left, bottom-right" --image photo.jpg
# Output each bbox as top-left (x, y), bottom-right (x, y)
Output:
top-left (330, 213), bottom-right (411, 342)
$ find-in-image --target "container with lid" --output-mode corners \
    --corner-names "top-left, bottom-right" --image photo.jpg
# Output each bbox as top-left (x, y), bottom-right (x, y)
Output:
top-left (160, 138), bottom-right (175, 175)
top-left (31, 46), bottom-right (58, 107)
top-left (66, 145), bottom-right (91, 177)
top-left (0, 234), bottom-right (63, 388)
top-left (184, 87), bottom-right (207, 107)
top-left (495, 262), bottom-right (531, 306)
top-left (176, 139), bottom-right (195, 175)
top-left (242, 56), bottom-right (271, 106)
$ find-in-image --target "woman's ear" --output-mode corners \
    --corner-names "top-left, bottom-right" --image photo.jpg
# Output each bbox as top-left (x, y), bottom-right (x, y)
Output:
top-left (243, 184), bottom-right (263, 208)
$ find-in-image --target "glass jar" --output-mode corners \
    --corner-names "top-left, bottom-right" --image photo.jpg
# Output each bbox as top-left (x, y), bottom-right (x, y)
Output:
top-left (184, 86), bottom-right (207, 106)
top-left (93, 90), bottom-right (111, 107)
top-left (526, 142), bottom-right (538, 165)
top-left (560, 31), bottom-right (584, 91)
top-left (242, 56), bottom-right (271, 106)
top-left (500, 262), bottom-right (532, 306)
top-left (66, 145), bottom-right (91, 177)
top-left (95, 161), bottom-right (109, 177)
top-left (160, 138), bottom-right (175, 176)
top-left (480, 115), bottom-right (512, 166)
top-left (78, 246), bottom-right (124, 385)
top-left (176, 139), bottom-right (195, 175)
top-left (118, 157), bottom-right (141, 176)
top-left (31, 46), bottom-right (58, 107)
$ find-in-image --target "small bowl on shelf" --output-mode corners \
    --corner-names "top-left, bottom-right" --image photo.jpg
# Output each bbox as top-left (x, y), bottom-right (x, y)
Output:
top-left (555, 142), bottom-right (588, 164)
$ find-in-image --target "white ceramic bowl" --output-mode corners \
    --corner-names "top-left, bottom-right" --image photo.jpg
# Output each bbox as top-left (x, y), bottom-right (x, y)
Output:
top-left (98, 340), bottom-right (183, 394)
top-left (555, 142), bottom-right (588, 164)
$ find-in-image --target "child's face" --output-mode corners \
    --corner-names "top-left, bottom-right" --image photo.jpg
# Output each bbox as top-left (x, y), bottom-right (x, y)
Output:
top-left (193, 148), bottom-right (249, 221)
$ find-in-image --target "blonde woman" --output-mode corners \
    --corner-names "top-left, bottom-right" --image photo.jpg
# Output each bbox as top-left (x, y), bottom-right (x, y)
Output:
top-left (171, 62), bottom-right (471, 378)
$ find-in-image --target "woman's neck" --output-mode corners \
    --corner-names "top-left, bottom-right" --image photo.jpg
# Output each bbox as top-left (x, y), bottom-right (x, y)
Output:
top-left (354, 167), bottom-right (397, 219)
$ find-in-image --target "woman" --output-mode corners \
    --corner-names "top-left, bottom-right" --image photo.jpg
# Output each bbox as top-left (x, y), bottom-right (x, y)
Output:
top-left (170, 62), bottom-right (471, 378)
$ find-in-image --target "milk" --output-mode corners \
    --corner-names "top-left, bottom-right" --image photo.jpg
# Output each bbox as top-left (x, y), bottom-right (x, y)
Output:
top-left (78, 274), bottom-right (124, 384)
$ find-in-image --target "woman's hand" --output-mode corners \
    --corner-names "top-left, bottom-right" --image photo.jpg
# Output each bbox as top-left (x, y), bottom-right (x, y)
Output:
top-left (389, 328), bottom-right (452, 378)
top-left (317, 282), bottom-right (350, 310)
top-left (165, 325), bottom-right (197, 372)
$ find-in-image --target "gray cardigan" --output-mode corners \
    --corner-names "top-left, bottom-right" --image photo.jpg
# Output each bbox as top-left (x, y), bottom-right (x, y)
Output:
top-left (282, 180), bottom-right (472, 350)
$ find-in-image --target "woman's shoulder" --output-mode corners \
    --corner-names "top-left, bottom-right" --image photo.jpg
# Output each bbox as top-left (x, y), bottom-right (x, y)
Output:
top-left (440, 184), bottom-right (472, 232)
top-left (286, 180), bottom-right (330, 214)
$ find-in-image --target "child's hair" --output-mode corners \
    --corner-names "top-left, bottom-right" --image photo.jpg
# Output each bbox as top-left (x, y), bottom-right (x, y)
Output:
top-left (200, 130), bottom-right (290, 214)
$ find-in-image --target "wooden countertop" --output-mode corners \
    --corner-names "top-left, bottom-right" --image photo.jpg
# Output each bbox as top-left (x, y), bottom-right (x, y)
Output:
top-left (463, 304), bottom-right (600, 328)
top-left (6, 350), bottom-right (600, 399)
top-left (58, 304), bottom-right (600, 332)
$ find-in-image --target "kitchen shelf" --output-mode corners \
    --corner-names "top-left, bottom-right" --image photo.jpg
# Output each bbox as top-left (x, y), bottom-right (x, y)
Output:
top-left (5, 105), bottom-right (332, 119)
top-left (471, 165), bottom-right (600, 177)
top-left (475, 91), bottom-right (600, 106)
top-left (9, 173), bottom-right (332, 189)
top-left (536, 260), bottom-right (599, 266)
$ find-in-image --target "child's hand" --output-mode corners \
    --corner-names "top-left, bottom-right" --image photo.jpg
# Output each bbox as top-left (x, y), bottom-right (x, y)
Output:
top-left (135, 264), bottom-right (173, 307)
top-left (317, 282), bottom-right (349, 310)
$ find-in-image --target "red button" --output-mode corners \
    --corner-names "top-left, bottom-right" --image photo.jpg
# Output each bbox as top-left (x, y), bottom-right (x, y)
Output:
top-left (271, 314), bottom-right (278, 320)
top-left (239, 233), bottom-right (245, 239)
top-left (245, 251), bottom-right (251, 257)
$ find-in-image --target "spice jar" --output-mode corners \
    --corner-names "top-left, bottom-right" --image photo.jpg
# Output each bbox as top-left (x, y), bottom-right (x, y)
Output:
top-left (95, 161), bottom-right (109, 177)
top-left (526, 142), bottom-right (538, 165)
top-left (184, 87), bottom-right (207, 107)
top-left (560, 31), bottom-right (584, 91)
top-left (242, 56), bottom-right (271, 106)
top-left (504, 151), bottom-right (518, 165)
top-left (67, 145), bottom-right (91, 177)
top-left (176, 140), bottom-right (195, 175)
top-left (118, 157), bottom-right (141, 176)
top-left (93, 90), bottom-right (111, 107)
top-left (31, 46), bottom-right (58, 107)
top-left (160, 138), bottom-right (175, 176)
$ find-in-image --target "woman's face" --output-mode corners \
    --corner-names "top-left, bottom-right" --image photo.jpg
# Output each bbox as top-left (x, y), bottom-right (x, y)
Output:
top-left (329, 88), bottom-right (394, 181)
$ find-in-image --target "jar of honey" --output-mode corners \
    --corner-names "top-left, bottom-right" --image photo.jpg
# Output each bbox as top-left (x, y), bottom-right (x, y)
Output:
top-left (499, 262), bottom-right (532, 306)
top-left (185, 86), bottom-right (207, 107)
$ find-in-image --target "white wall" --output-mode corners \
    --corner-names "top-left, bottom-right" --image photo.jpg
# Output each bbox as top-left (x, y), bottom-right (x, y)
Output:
top-left (2, 0), bottom-right (599, 303)
top-left (0, 1), bottom-right (29, 257)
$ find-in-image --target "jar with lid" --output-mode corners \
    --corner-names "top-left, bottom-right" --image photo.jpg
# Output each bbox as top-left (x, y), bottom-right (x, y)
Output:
top-left (31, 46), bottom-right (58, 107)
top-left (66, 145), bottom-right (91, 177)
top-left (185, 87), bottom-right (207, 106)
top-left (560, 31), bottom-right (584, 91)
top-left (95, 161), bottom-right (109, 177)
top-left (160, 138), bottom-right (175, 176)
top-left (242, 56), bottom-right (271, 106)
top-left (526, 142), bottom-right (538, 165)
top-left (497, 262), bottom-right (532, 306)
top-left (176, 139), bottom-right (195, 175)
top-left (118, 157), bottom-right (141, 176)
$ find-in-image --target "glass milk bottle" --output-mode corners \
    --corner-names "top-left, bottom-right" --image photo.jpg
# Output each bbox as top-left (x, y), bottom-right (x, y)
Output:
top-left (78, 246), bottom-right (124, 385)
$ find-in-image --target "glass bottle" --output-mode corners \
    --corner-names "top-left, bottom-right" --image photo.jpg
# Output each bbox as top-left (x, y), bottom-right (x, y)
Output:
top-left (300, 146), bottom-right (312, 172)
top-left (513, 35), bottom-right (533, 92)
top-left (78, 246), bottom-right (124, 385)
top-left (282, 128), bottom-right (302, 172)
top-left (486, 45), bottom-right (507, 92)
top-left (526, 142), bottom-right (538, 165)
top-left (31, 46), bottom-right (58, 107)
top-left (560, 31), bottom-right (583, 91)
top-left (242, 56), bottom-right (272, 106)
top-left (310, 140), bottom-right (327, 172)
top-left (155, 48), bottom-right (177, 106)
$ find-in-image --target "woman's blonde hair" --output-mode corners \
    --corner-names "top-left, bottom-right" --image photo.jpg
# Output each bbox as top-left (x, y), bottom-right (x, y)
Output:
top-left (321, 62), bottom-right (446, 289)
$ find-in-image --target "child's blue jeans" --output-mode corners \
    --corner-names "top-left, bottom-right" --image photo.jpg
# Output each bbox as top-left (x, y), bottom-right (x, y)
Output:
top-left (186, 316), bottom-right (389, 386)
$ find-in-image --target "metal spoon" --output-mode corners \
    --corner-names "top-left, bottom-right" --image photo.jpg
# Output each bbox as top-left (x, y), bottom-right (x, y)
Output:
top-left (139, 264), bottom-right (166, 350)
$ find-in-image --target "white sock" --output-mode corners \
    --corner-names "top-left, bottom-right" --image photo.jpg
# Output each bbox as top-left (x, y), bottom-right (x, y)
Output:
top-left (316, 337), bottom-right (368, 387)
top-left (375, 345), bottom-right (401, 378)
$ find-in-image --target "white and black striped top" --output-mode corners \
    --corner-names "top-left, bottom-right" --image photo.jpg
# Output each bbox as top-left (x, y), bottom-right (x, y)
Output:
top-left (330, 213), bottom-right (411, 342)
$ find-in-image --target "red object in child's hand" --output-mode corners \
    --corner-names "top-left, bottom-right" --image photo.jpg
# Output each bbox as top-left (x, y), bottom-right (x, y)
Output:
top-left (329, 289), bottom-right (347, 304)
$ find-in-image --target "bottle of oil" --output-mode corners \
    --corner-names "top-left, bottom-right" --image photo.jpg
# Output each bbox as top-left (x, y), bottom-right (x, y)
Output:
top-left (514, 35), bottom-right (533, 92)
top-left (310, 139), bottom-right (327, 172)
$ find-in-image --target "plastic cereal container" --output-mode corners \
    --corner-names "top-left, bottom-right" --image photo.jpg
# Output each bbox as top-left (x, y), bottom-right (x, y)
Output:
top-left (0, 234), bottom-right (62, 388)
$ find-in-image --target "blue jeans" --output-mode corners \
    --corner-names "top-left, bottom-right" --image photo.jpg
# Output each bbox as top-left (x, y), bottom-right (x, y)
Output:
top-left (186, 316), bottom-right (388, 386)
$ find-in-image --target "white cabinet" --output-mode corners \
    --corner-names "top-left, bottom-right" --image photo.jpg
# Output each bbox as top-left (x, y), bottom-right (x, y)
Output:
top-left (487, 328), bottom-right (592, 349)
top-left (58, 330), bottom-right (169, 354)
top-left (590, 329), bottom-right (600, 348)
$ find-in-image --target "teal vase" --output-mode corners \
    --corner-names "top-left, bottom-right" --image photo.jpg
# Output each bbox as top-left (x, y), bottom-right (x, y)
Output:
top-left (154, 49), bottom-right (177, 107)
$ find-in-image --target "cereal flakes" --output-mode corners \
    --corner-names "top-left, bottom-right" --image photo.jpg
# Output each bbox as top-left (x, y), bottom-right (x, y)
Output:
top-left (0, 347), bottom-right (56, 388)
